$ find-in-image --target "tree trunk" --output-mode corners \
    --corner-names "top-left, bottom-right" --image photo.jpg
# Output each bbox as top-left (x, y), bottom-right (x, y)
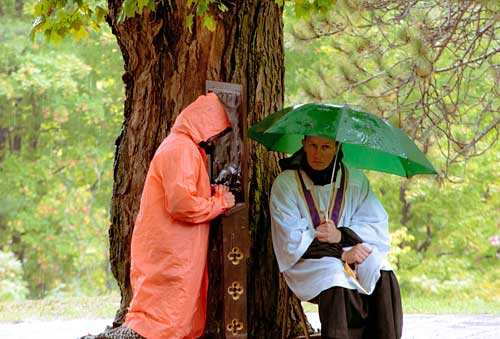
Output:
top-left (15, 0), bottom-right (23, 16)
top-left (29, 90), bottom-right (41, 152)
top-left (106, 1), bottom-right (305, 337)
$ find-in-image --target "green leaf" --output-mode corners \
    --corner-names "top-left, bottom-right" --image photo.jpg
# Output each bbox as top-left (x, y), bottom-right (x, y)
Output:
top-left (203, 14), bottom-right (216, 32)
top-left (33, 2), bottom-right (44, 17)
top-left (218, 3), bottom-right (228, 12)
top-left (72, 26), bottom-right (89, 41)
top-left (95, 6), bottom-right (107, 23)
top-left (43, 28), bottom-right (52, 41)
top-left (123, 0), bottom-right (138, 18)
top-left (197, 0), bottom-right (208, 16)
top-left (295, 1), bottom-right (313, 19)
top-left (317, 0), bottom-right (336, 11)
top-left (186, 14), bottom-right (194, 32)
top-left (147, 0), bottom-right (155, 11)
top-left (71, 19), bottom-right (83, 31)
top-left (51, 29), bottom-right (63, 44)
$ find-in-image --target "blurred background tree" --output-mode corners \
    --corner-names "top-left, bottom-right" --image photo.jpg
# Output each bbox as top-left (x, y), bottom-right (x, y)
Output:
top-left (0, 0), bottom-right (123, 299)
top-left (285, 0), bottom-right (499, 174)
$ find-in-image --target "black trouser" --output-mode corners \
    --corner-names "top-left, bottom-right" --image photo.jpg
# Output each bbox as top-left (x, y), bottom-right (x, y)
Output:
top-left (317, 271), bottom-right (403, 339)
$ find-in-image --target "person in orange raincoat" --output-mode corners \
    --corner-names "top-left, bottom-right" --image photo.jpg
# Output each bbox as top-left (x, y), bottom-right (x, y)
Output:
top-left (111, 93), bottom-right (235, 339)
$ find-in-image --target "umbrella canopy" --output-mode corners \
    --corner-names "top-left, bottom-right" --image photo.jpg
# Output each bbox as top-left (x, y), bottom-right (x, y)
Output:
top-left (248, 103), bottom-right (437, 177)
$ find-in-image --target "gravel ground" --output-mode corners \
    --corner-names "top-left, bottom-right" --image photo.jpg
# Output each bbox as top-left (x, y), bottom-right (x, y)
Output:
top-left (1, 314), bottom-right (499, 339)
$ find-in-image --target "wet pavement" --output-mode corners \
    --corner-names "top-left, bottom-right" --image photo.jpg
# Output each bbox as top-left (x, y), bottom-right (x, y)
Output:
top-left (307, 313), bottom-right (500, 339)
top-left (403, 314), bottom-right (500, 339)
top-left (0, 314), bottom-right (499, 338)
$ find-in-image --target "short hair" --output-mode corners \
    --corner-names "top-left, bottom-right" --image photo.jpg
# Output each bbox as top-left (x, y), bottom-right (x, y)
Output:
top-left (303, 135), bottom-right (337, 145)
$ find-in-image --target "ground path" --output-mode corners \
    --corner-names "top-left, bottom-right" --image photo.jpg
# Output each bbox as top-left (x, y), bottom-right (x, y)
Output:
top-left (1, 313), bottom-right (499, 339)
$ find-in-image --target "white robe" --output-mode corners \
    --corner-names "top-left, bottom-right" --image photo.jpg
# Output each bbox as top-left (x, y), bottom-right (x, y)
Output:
top-left (270, 164), bottom-right (393, 301)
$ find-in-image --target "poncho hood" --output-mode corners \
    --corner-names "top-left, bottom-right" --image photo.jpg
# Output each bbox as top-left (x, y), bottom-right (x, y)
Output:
top-left (171, 92), bottom-right (231, 144)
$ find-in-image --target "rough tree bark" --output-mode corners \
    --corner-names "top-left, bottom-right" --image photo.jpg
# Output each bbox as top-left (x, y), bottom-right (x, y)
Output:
top-left (105, 1), bottom-right (302, 337)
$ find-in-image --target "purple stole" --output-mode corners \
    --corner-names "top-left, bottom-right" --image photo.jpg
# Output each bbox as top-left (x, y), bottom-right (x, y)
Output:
top-left (295, 164), bottom-right (348, 227)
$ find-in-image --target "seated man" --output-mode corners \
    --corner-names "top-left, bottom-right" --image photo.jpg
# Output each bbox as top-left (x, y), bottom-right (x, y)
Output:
top-left (270, 135), bottom-right (402, 339)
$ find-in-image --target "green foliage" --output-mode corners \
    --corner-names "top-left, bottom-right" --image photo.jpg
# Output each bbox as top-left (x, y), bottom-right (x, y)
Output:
top-left (0, 13), bottom-right (123, 299)
top-left (29, 0), bottom-right (340, 41)
top-left (0, 293), bottom-right (119, 321)
top-left (30, 0), bottom-right (108, 43)
top-left (366, 143), bottom-right (500, 302)
top-left (30, 0), bottom-right (233, 39)
top-left (121, 0), bottom-right (155, 19)
top-left (293, 0), bottom-right (337, 18)
top-left (0, 250), bottom-right (29, 301)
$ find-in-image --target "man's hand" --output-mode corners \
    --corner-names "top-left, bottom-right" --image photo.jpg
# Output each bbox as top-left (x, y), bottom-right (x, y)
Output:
top-left (315, 220), bottom-right (341, 243)
top-left (341, 243), bottom-right (372, 265)
top-left (215, 184), bottom-right (235, 208)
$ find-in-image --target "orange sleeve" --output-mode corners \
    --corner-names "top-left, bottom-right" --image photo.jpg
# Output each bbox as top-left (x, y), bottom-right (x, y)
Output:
top-left (157, 142), bottom-right (228, 224)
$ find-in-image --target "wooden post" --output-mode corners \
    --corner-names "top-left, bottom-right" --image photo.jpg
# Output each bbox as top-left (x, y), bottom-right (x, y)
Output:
top-left (205, 81), bottom-right (248, 339)
top-left (221, 204), bottom-right (249, 338)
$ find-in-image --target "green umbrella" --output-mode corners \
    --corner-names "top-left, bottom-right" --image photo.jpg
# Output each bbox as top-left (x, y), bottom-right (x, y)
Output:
top-left (248, 103), bottom-right (437, 177)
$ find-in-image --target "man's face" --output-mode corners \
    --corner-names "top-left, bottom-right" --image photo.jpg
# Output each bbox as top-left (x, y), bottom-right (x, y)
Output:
top-left (302, 136), bottom-right (338, 171)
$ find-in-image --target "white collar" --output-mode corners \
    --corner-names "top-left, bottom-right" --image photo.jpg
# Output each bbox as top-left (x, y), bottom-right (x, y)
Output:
top-left (299, 166), bottom-right (343, 190)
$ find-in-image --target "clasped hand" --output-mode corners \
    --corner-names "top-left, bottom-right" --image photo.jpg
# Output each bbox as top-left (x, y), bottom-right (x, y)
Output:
top-left (341, 244), bottom-right (372, 265)
top-left (315, 219), bottom-right (341, 243)
top-left (315, 220), bottom-right (372, 265)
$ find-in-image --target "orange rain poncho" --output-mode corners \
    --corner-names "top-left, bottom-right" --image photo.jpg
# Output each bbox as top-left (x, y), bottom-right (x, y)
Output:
top-left (124, 93), bottom-right (232, 339)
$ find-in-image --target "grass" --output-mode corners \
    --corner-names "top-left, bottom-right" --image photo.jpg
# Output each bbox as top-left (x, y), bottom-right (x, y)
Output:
top-left (0, 293), bottom-right (120, 322)
top-left (1, 293), bottom-right (499, 323)
top-left (400, 295), bottom-right (500, 314)
top-left (302, 295), bottom-right (500, 314)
